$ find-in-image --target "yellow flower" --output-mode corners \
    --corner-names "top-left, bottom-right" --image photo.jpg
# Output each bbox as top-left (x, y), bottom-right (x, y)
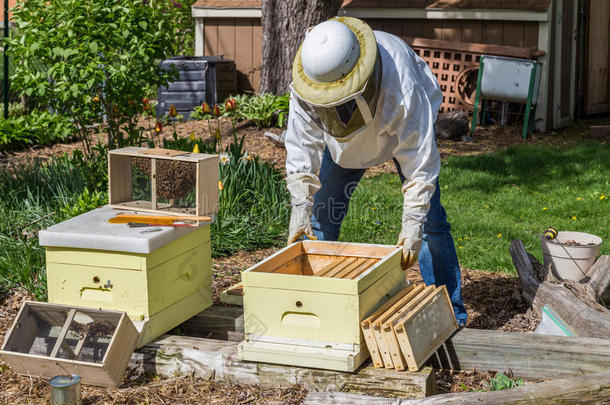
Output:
top-left (371, 207), bottom-right (377, 211)
top-left (458, 246), bottom-right (463, 250)
top-left (601, 195), bottom-right (607, 200)
top-left (572, 216), bottom-right (577, 220)
top-left (464, 236), bottom-right (470, 240)
top-left (169, 104), bottom-right (178, 117)
top-left (192, 144), bottom-right (200, 153)
top-left (190, 132), bottom-right (196, 141)
top-left (457, 237), bottom-right (462, 242)
top-left (497, 233), bottom-right (502, 238)
top-left (218, 180), bottom-right (224, 191)
top-left (577, 197), bottom-right (582, 201)
top-left (543, 207), bottom-right (547, 211)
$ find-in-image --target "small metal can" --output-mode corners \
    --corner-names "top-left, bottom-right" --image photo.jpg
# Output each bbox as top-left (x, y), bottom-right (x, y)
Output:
top-left (49, 374), bottom-right (82, 405)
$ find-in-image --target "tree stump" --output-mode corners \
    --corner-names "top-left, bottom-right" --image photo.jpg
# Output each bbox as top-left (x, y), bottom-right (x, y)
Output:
top-left (509, 239), bottom-right (610, 339)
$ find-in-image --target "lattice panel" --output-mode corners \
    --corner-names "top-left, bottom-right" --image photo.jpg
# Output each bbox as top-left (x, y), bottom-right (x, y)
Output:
top-left (411, 47), bottom-right (481, 113)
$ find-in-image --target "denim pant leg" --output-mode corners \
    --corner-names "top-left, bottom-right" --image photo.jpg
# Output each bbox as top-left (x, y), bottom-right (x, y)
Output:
top-left (393, 159), bottom-right (467, 325)
top-left (312, 148), bottom-right (367, 241)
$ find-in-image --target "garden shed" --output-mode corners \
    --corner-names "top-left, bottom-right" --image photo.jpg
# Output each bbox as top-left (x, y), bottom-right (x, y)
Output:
top-left (191, 0), bottom-right (610, 132)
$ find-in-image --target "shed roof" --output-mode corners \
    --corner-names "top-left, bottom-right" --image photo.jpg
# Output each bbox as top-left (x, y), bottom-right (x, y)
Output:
top-left (192, 0), bottom-right (551, 12)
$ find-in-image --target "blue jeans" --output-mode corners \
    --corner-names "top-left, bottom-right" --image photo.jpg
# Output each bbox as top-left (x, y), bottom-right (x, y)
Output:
top-left (312, 148), bottom-right (467, 325)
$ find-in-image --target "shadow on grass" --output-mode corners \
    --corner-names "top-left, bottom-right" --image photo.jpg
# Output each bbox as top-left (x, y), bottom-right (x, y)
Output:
top-left (445, 141), bottom-right (609, 194)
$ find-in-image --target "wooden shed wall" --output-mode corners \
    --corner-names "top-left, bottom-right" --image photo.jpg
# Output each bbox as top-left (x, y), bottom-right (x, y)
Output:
top-left (202, 18), bottom-right (539, 93)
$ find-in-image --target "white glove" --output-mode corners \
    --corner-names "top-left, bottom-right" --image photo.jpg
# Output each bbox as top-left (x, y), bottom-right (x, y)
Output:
top-left (397, 219), bottom-right (424, 269)
top-left (397, 181), bottom-right (436, 269)
top-left (286, 173), bottom-right (321, 244)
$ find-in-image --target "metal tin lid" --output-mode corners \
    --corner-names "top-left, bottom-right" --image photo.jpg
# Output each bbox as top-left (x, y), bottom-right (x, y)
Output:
top-left (49, 375), bottom-right (81, 388)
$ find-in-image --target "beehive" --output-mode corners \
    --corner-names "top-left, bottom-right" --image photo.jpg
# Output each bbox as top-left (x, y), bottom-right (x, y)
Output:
top-left (39, 206), bottom-right (213, 347)
top-left (0, 301), bottom-right (139, 386)
top-left (108, 147), bottom-right (218, 223)
top-left (238, 241), bottom-right (405, 372)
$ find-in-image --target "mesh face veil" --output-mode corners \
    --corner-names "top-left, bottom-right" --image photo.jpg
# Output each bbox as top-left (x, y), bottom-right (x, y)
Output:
top-left (293, 54), bottom-right (382, 139)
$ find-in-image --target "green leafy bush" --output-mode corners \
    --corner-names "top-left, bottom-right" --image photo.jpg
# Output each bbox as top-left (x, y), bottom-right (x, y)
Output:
top-left (8, 0), bottom-right (179, 154)
top-left (0, 110), bottom-right (74, 152)
top-left (193, 94), bottom-right (290, 128)
top-left (488, 373), bottom-right (524, 391)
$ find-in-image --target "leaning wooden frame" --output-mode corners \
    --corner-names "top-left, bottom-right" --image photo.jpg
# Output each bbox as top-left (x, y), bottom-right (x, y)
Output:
top-left (108, 147), bottom-right (218, 225)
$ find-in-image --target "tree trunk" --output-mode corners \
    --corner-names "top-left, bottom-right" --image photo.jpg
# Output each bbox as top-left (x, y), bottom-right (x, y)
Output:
top-left (259, 0), bottom-right (343, 94)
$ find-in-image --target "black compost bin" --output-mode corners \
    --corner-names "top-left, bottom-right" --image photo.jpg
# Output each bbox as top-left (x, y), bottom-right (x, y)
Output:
top-left (157, 56), bottom-right (237, 118)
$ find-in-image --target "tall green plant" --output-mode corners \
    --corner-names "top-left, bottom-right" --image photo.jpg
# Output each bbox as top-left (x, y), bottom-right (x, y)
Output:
top-left (8, 0), bottom-right (179, 154)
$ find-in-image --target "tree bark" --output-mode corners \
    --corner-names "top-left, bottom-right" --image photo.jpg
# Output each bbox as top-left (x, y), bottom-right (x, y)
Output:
top-left (509, 239), bottom-right (610, 339)
top-left (259, 0), bottom-right (343, 94)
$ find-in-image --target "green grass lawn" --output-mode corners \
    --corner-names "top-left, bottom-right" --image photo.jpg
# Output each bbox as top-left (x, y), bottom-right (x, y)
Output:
top-left (341, 140), bottom-right (609, 273)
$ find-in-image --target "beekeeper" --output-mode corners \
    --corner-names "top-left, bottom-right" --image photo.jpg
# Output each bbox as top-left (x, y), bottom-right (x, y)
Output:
top-left (285, 17), bottom-right (466, 324)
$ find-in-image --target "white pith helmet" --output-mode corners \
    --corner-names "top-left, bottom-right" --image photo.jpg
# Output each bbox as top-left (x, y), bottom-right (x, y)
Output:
top-left (300, 20), bottom-right (360, 83)
top-left (292, 17), bottom-right (377, 106)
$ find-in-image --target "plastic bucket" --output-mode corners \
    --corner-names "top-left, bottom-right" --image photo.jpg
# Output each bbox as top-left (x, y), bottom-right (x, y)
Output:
top-left (540, 231), bottom-right (602, 281)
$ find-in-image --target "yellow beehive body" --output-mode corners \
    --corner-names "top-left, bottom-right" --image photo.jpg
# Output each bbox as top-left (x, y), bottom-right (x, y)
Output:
top-left (239, 241), bottom-right (405, 371)
top-left (46, 226), bottom-right (212, 347)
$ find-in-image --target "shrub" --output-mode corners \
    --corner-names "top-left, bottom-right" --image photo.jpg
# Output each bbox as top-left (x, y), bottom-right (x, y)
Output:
top-left (194, 94), bottom-right (290, 128)
top-left (0, 110), bottom-right (74, 152)
top-left (488, 373), bottom-right (525, 391)
top-left (8, 0), bottom-right (179, 154)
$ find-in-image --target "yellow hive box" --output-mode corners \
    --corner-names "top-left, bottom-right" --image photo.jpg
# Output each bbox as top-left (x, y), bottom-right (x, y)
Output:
top-left (238, 241), bottom-right (405, 372)
top-left (39, 206), bottom-right (213, 347)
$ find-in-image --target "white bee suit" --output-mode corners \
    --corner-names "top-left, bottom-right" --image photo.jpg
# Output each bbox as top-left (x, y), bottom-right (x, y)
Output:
top-left (286, 31), bottom-right (443, 263)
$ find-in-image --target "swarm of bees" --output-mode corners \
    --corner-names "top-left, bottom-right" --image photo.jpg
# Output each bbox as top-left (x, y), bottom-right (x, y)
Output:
top-left (132, 157), bottom-right (196, 200)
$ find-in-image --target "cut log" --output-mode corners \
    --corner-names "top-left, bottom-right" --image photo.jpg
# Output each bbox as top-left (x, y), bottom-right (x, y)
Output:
top-left (129, 334), bottom-right (435, 398)
top-left (510, 239), bottom-right (610, 339)
top-left (304, 392), bottom-right (400, 404)
top-left (182, 306), bottom-right (610, 379)
top-left (586, 255), bottom-right (610, 302)
top-left (400, 371), bottom-right (610, 404)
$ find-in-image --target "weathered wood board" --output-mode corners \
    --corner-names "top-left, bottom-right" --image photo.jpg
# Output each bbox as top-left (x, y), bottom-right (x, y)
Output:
top-left (130, 334), bottom-right (435, 398)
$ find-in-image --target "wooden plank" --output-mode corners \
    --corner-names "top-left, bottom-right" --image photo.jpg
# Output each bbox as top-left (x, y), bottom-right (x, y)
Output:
top-left (501, 21), bottom-right (525, 47)
top-left (482, 21), bottom-right (503, 45)
top-left (184, 306), bottom-right (610, 379)
top-left (402, 19), bottom-right (421, 38)
top-left (197, 154), bottom-right (219, 217)
top-left (403, 37), bottom-right (542, 59)
top-left (400, 371), bottom-right (610, 404)
top-left (301, 240), bottom-right (398, 259)
top-left (586, 0), bottom-right (610, 113)
top-left (461, 20), bottom-right (482, 43)
top-left (250, 242), bottom-right (303, 273)
top-left (129, 334), bottom-right (435, 398)
top-left (108, 154), bottom-right (132, 204)
top-left (251, 20), bottom-right (262, 92)
top-left (523, 22), bottom-right (539, 48)
top-left (217, 18), bottom-right (235, 61)
top-left (204, 18), bottom-right (218, 56)
top-left (395, 286), bottom-right (458, 371)
top-left (50, 308), bottom-right (76, 358)
top-left (441, 20), bottom-right (461, 42)
top-left (103, 313), bottom-right (140, 385)
top-left (234, 18), bottom-right (254, 92)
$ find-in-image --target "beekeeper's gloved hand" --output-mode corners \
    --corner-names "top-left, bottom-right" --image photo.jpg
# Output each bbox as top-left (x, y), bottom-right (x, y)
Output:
top-left (397, 218), bottom-right (423, 269)
top-left (396, 181), bottom-right (435, 269)
top-left (286, 173), bottom-right (321, 244)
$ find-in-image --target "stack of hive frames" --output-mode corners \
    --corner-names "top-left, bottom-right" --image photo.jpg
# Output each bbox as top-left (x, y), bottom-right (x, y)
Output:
top-left (361, 283), bottom-right (458, 371)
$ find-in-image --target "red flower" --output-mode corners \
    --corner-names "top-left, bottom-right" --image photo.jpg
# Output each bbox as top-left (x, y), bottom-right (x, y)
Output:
top-left (201, 102), bottom-right (211, 114)
top-left (169, 104), bottom-right (178, 117)
top-left (225, 98), bottom-right (237, 111)
top-left (212, 104), bottom-right (221, 116)
top-left (155, 121), bottom-right (163, 132)
top-left (92, 96), bottom-right (99, 102)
